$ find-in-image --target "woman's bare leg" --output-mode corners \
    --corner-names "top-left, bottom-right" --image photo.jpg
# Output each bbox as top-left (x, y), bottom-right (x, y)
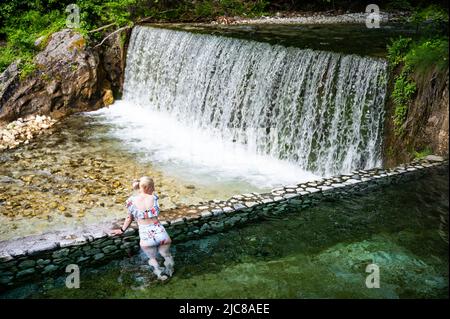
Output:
top-left (141, 243), bottom-right (167, 280)
top-left (158, 243), bottom-right (174, 277)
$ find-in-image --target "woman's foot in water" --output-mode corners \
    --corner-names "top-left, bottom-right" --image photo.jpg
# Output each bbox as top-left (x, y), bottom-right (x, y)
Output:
top-left (150, 265), bottom-right (168, 281)
top-left (163, 256), bottom-right (175, 277)
top-left (148, 260), bottom-right (168, 281)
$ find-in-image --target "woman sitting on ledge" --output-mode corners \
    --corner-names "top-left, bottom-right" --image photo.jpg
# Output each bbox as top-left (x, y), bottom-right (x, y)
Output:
top-left (112, 176), bottom-right (174, 281)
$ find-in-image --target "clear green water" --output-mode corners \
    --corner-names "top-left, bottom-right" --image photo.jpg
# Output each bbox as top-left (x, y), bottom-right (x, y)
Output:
top-left (4, 168), bottom-right (448, 299)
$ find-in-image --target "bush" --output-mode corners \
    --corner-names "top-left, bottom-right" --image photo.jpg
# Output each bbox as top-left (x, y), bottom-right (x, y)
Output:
top-left (405, 38), bottom-right (449, 74)
top-left (0, 9), bottom-right (66, 74)
top-left (392, 74), bottom-right (416, 133)
top-left (191, 0), bottom-right (268, 20)
top-left (411, 5), bottom-right (449, 25)
top-left (387, 34), bottom-right (448, 135)
top-left (413, 147), bottom-right (432, 159)
top-left (387, 37), bottom-right (413, 69)
top-left (19, 61), bottom-right (38, 81)
top-left (77, 0), bottom-right (140, 30)
top-left (386, 0), bottom-right (412, 11)
top-left (0, 47), bottom-right (19, 72)
top-left (411, 5), bottom-right (449, 36)
top-left (0, 1), bottom-right (140, 73)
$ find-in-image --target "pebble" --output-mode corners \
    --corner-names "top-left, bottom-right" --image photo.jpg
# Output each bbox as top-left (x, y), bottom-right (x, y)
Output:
top-left (228, 12), bottom-right (393, 25)
top-left (425, 155), bottom-right (444, 162)
top-left (0, 115), bottom-right (57, 151)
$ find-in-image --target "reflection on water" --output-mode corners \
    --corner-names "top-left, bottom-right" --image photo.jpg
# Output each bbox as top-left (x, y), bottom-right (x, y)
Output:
top-left (152, 22), bottom-right (418, 58)
top-left (8, 167), bottom-right (447, 299)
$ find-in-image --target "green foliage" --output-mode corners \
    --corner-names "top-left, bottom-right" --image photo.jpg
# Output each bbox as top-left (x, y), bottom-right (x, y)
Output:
top-left (405, 38), bottom-right (449, 74)
top-left (392, 74), bottom-right (416, 134)
top-left (388, 36), bottom-right (449, 74)
top-left (0, 47), bottom-right (19, 72)
top-left (0, 8), bottom-right (66, 74)
top-left (388, 37), bottom-right (415, 135)
top-left (194, 1), bottom-right (216, 18)
top-left (392, 75), bottom-right (416, 107)
top-left (386, 146), bottom-right (395, 158)
top-left (411, 5), bottom-right (449, 36)
top-left (413, 147), bottom-right (432, 159)
top-left (77, 0), bottom-right (138, 30)
top-left (184, 0), bottom-right (269, 20)
top-left (0, 0), bottom-right (141, 73)
top-left (19, 61), bottom-right (38, 81)
top-left (388, 33), bottom-right (448, 135)
top-left (387, 37), bottom-right (413, 69)
top-left (411, 5), bottom-right (449, 25)
top-left (386, 0), bottom-right (412, 11)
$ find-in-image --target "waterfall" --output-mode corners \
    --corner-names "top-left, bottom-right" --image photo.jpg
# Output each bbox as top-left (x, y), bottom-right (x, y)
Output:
top-left (120, 26), bottom-right (388, 177)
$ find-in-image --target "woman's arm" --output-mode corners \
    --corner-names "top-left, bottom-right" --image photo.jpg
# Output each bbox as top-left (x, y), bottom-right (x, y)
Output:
top-left (122, 214), bottom-right (133, 232)
top-left (112, 197), bottom-right (135, 235)
top-left (111, 215), bottom-right (133, 235)
top-left (111, 214), bottom-right (133, 235)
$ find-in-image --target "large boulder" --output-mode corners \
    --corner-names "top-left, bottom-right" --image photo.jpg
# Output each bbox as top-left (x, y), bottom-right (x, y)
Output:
top-left (0, 60), bottom-right (21, 111)
top-left (99, 27), bottom-right (131, 97)
top-left (0, 29), bottom-right (114, 123)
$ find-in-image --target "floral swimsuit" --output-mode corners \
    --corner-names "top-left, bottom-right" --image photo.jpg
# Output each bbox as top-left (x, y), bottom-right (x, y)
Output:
top-left (125, 194), bottom-right (171, 247)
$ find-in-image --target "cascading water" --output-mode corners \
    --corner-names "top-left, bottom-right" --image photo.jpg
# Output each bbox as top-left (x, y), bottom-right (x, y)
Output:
top-left (91, 25), bottom-right (388, 188)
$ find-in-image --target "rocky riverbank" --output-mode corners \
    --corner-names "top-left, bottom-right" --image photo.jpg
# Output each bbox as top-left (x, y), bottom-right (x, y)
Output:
top-left (0, 115), bottom-right (56, 151)
top-left (212, 11), bottom-right (409, 25)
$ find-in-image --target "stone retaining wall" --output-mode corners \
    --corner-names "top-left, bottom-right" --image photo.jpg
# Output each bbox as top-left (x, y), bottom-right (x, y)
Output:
top-left (0, 156), bottom-right (447, 290)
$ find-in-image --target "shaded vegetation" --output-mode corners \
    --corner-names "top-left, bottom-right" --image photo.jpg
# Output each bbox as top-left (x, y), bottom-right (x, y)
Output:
top-left (387, 4), bottom-right (448, 135)
top-left (413, 147), bottom-right (433, 159)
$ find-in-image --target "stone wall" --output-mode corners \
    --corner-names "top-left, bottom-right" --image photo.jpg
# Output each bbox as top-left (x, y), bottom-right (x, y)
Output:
top-left (0, 156), bottom-right (447, 290)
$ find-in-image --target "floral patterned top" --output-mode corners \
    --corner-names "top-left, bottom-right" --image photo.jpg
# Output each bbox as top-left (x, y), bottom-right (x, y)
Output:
top-left (125, 193), bottom-right (160, 220)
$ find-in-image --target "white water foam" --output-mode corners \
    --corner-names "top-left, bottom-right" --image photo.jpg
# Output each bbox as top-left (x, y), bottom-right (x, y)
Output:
top-left (88, 102), bottom-right (320, 189)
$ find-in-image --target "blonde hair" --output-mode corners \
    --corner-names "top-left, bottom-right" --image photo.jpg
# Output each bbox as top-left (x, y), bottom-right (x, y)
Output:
top-left (136, 176), bottom-right (154, 192)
